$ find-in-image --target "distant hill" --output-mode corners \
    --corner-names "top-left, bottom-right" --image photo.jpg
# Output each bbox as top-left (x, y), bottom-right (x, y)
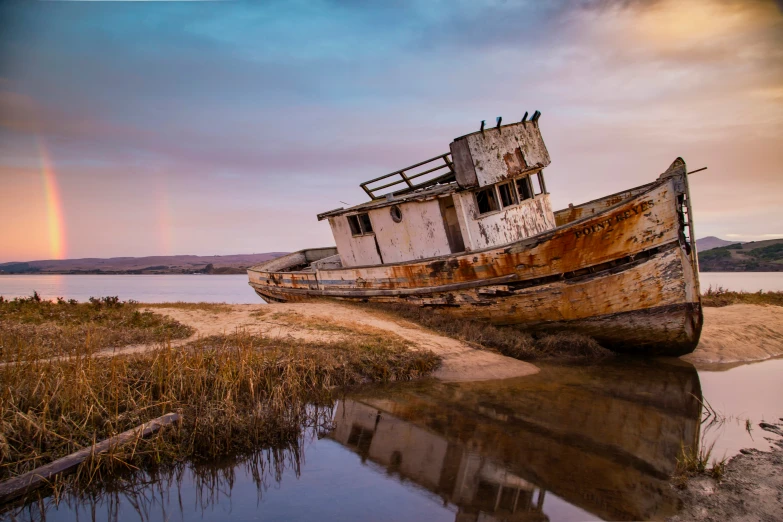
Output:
top-left (696, 236), bottom-right (745, 252)
top-left (698, 238), bottom-right (783, 272)
top-left (0, 253), bottom-right (288, 275)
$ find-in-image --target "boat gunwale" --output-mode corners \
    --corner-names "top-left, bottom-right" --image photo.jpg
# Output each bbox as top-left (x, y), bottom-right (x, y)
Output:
top-left (249, 241), bottom-right (682, 299)
top-left (553, 181), bottom-right (658, 219)
top-left (248, 176), bottom-right (674, 277)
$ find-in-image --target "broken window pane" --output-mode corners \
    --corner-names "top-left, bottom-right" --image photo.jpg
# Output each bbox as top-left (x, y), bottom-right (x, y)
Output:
top-left (516, 176), bottom-right (533, 200)
top-left (347, 215), bottom-right (362, 236)
top-left (498, 182), bottom-right (518, 208)
top-left (358, 213), bottom-right (374, 234)
top-left (530, 172), bottom-right (543, 195)
top-left (475, 187), bottom-right (499, 215)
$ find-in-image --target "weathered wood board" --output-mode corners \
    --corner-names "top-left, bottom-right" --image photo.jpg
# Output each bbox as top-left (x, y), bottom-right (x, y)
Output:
top-left (450, 120), bottom-right (551, 188)
top-left (0, 413), bottom-right (181, 505)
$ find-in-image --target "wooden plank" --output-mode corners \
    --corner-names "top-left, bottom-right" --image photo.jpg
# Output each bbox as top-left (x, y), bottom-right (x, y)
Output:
top-left (449, 138), bottom-right (478, 188)
top-left (554, 183), bottom-right (656, 227)
top-left (0, 413), bottom-right (181, 505)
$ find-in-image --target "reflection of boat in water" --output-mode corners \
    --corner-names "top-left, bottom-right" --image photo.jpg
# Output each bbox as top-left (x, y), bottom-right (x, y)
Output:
top-left (328, 360), bottom-right (702, 521)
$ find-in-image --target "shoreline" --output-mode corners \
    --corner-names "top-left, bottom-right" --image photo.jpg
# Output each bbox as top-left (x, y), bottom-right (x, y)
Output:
top-left (667, 423), bottom-right (783, 521)
top-left (140, 302), bottom-right (540, 382)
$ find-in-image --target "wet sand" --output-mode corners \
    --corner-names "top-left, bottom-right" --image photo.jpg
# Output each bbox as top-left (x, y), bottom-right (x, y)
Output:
top-left (682, 304), bottom-right (783, 369)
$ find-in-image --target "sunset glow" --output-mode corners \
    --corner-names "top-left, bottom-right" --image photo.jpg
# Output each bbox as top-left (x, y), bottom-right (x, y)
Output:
top-left (0, 0), bottom-right (781, 262)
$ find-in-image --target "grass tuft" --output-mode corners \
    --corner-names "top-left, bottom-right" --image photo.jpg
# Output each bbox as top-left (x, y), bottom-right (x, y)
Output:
top-left (674, 441), bottom-right (728, 484)
top-left (702, 286), bottom-right (783, 308)
top-left (141, 302), bottom-right (235, 313)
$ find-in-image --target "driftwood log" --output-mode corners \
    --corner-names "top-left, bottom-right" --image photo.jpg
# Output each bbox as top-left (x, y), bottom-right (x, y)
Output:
top-left (0, 412), bottom-right (181, 505)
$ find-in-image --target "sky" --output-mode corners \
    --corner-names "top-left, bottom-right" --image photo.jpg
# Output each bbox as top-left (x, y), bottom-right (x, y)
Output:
top-left (0, 0), bottom-right (781, 262)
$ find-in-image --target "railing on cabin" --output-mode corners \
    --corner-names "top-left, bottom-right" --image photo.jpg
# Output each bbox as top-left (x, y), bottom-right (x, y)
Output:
top-left (359, 153), bottom-right (455, 200)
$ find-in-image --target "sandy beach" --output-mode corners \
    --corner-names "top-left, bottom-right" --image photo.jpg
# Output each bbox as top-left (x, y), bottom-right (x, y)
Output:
top-left (136, 301), bottom-right (539, 382)
top-left (124, 301), bottom-right (783, 381)
top-left (682, 304), bottom-right (783, 369)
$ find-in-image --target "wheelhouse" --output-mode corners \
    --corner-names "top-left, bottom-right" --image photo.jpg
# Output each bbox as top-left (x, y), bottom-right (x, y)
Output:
top-left (317, 117), bottom-right (555, 268)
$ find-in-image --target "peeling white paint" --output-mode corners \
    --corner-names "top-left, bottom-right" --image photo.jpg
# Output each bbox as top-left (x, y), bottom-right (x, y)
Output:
top-left (328, 198), bottom-right (454, 267)
top-left (453, 193), bottom-right (556, 251)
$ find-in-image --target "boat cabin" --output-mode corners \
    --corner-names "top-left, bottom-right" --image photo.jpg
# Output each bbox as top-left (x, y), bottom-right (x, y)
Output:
top-left (317, 116), bottom-right (556, 268)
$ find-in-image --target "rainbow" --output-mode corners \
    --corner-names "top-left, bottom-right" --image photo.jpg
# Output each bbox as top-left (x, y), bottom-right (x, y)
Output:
top-left (36, 137), bottom-right (66, 260)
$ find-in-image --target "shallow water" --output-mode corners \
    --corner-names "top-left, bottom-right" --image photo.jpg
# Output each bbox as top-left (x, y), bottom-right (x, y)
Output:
top-left (2, 273), bottom-right (781, 521)
top-left (699, 271), bottom-right (783, 292)
top-left (2, 272), bottom-right (783, 304)
top-left (6, 358), bottom-right (781, 522)
top-left (0, 274), bottom-right (258, 303)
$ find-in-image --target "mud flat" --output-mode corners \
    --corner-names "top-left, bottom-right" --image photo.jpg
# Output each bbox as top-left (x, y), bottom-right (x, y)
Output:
top-left (682, 304), bottom-right (783, 369)
top-left (668, 444), bottom-right (783, 521)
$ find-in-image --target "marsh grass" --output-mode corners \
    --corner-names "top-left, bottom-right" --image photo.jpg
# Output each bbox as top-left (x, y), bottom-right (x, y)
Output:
top-left (673, 395), bottom-right (733, 486)
top-left (0, 329), bottom-right (440, 486)
top-left (0, 294), bottom-right (194, 362)
top-left (674, 441), bottom-right (728, 484)
top-left (702, 286), bottom-right (783, 308)
top-left (263, 311), bottom-right (374, 336)
top-left (360, 302), bottom-right (612, 360)
top-left (142, 302), bottom-right (235, 313)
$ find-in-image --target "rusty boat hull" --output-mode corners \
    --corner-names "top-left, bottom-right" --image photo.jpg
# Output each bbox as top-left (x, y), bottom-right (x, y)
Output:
top-left (248, 160), bottom-right (702, 356)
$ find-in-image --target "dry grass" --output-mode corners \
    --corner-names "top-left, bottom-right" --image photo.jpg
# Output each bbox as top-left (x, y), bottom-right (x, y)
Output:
top-left (264, 311), bottom-right (375, 336)
top-left (674, 440), bottom-right (728, 486)
top-left (142, 302), bottom-right (235, 313)
top-left (0, 329), bottom-right (440, 485)
top-left (0, 294), bottom-right (194, 362)
top-left (361, 302), bottom-right (612, 360)
top-left (701, 286), bottom-right (783, 308)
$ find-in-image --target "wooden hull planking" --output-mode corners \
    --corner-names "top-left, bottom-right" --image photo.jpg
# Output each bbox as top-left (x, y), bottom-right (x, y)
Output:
top-left (249, 171), bottom-right (702, 355)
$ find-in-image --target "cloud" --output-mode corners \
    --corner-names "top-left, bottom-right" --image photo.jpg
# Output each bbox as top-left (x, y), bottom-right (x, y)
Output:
top-left (0, 0), bottom-right (781, 260)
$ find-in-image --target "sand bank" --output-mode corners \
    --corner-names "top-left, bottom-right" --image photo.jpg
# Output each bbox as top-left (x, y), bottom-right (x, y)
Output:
top-left (141, 302), bottom-right (539, 382)
top-left (682, 304), bottom-right (783, 369)
top-left (138, 302), bottom-right (783, 377)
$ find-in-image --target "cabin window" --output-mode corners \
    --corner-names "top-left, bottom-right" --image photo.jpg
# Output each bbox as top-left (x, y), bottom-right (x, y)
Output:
top-left (475, 186), bottom-right (499, 215)
top-left (516, 176), bottom-right (533, 201)
top-left (498, 181), bottom-right (518, 208)
top-left (347, 213), bottom-right (374, 236)
top-left (347, 215), bottom-right (362, 235)
top-left (359, 213), bottom-right (373, 233)
top-left (530, 172), bottom-right (544, 195)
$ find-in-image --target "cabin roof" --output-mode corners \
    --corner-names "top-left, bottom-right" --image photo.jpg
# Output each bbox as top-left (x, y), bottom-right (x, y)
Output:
top-left (316, 182), bottom-right (457, 221)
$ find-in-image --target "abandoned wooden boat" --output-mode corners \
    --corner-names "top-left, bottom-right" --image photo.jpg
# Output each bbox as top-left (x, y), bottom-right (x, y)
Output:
top-left (248, 114), bottom-right (702, 355)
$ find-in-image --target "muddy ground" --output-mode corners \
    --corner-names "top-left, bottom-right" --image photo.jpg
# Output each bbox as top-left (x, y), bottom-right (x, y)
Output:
top-left (667, 423), bottom-right (783, 522)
